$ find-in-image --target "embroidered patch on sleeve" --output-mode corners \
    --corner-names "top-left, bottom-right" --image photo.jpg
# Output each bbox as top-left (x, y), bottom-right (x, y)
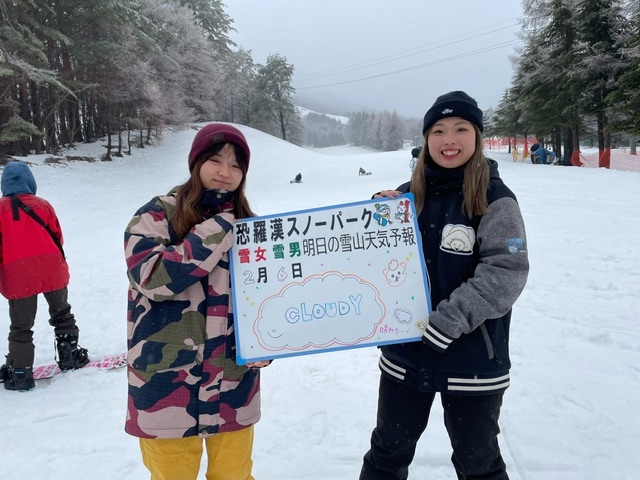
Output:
top-left (506, 238), bottom-right (526, 253)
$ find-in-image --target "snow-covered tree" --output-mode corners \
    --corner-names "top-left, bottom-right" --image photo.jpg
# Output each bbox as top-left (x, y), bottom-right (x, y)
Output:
top-left (253, 54), bottom-right (302, 143)
top-left (574, 0), bottom-right (631, 166)
top-left (0, 0), bottom-right (71, 155)
top-left (607, 0), bottom-right (640, 137)
top-left (218, 48), bottom-right (257, 125)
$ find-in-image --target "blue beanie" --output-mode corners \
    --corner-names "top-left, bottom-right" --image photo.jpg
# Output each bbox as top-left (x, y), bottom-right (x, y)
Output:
top-left (422, 91), bottom-right (483, 134)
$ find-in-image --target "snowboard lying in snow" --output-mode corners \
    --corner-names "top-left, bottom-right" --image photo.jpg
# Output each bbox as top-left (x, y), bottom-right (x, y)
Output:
top-left (32, 353), bottom-right (127, 380)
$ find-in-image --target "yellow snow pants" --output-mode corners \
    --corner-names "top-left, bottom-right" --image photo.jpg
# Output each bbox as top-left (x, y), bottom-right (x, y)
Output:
top-left (139, 426), bottom-right (255, 480)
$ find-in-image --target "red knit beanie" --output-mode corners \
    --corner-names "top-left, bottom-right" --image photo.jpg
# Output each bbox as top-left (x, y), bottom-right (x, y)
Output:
top-left (188, 123), bottom-right (251, 171)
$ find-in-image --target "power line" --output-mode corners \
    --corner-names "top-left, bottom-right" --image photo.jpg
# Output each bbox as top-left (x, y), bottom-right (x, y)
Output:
top-left (295, 39), bottom-right (521, 90)
top-left (295, 19), bottom-right (520, 83)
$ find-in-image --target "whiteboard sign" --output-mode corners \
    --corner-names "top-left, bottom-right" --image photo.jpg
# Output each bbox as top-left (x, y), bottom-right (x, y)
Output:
top-left (230, 194), bottom-right (431, 364)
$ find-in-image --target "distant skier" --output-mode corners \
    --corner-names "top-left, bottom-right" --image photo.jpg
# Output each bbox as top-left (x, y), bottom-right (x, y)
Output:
top-left (409, 146), bottom-right (422, 173)
top-left (290, 172), bottom-right (302, 184)
top-left (359, 167), bottom-right (371, 176)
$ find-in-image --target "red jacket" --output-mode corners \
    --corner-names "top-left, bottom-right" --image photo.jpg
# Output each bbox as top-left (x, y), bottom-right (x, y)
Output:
top-left (0, 194), bottom-right (70, 299)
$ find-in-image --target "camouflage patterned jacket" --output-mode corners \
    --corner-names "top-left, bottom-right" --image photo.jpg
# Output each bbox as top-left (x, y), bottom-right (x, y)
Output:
top-left (124, 192), bottom-right (261, 439)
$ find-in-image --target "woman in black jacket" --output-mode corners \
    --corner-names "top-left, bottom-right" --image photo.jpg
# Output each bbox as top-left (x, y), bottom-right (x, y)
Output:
top-left (360, 91), bottom-right (529, 480)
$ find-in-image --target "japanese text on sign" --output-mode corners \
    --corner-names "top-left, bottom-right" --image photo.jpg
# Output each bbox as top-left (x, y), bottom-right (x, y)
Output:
top-left (230, 194), bottom-right (431, 364)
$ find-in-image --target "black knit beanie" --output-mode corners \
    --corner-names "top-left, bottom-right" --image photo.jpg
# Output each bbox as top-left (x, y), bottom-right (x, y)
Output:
top-left (422, 91), bottom-right (483, 134)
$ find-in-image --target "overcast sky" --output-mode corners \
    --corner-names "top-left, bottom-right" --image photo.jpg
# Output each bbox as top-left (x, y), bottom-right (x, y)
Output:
top-left (223, 1), bottom-right (524, 118)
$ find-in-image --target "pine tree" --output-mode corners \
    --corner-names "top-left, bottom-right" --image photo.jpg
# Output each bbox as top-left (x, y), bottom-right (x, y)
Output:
top-left (607, 0), bottom-right (640, 138)
top-left (178, 0), bottom-right (235, 52)
top-left (519, 0), bottom-right (582, 162)
top-left (0, 0), bottom-right (71, 155)
top-left (253, 54), bottom-right (302, 143)
top-left (574, 0), bottom-right (631, 167)
top-left (218, 48), bottom-right (257, 125)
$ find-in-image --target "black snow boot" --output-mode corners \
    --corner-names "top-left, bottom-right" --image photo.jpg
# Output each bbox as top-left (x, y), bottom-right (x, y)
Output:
top-left (55, 334), bottom-right (90, 371)
top-left (0, 364), bottom-right (9, 382)
top-left (3, 366), bottom-right (35, 391)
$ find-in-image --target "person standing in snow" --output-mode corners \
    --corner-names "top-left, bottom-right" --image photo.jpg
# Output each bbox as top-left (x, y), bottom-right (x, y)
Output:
top-left (0, 161), bottom-right (89, 391)
top-left (360, 91), bottom-right (529, 480)
top-left (409, 146), bottom-right (422, 173)
top-left (124, 123), bottom-right (270, 480)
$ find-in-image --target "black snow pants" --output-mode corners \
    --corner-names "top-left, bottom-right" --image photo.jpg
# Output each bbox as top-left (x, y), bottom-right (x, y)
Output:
top-left (5, 287), bottom-right (79, 368)
top-left (360, 374), bottom-right (508, 480)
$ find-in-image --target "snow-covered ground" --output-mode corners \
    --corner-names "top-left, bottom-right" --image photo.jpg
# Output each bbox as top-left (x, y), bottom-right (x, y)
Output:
top-left (578, 148), bottom-right (640, 172)
top-left (1, 124), bottom-right (638, 479)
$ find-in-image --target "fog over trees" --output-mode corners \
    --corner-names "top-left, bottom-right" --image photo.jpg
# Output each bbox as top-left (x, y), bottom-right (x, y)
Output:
top-left (3, 0), bottom-right (640, 161)
top-left (0, 0), bottom-right (303, 157)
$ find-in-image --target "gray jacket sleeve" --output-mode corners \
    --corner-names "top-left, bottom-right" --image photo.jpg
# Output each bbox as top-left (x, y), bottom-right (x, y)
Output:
top-left (422, 197), bottom-right (529, 351)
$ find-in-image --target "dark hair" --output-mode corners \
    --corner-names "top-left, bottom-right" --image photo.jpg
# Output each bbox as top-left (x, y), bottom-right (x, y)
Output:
top-left (172, 142), bottom-right (255, 239)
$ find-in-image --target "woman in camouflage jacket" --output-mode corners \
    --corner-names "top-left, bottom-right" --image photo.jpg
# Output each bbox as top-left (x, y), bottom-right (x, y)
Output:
top-left (124, 123), bottom-right (269, 480)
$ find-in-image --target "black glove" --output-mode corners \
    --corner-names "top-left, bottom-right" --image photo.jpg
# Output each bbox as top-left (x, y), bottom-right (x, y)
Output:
top-left (198, 189), bottom-right (234, 218)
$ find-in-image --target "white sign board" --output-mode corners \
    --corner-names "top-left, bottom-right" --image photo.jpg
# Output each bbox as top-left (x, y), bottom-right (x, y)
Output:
top-left (230, 194), bottom-right (431, 364)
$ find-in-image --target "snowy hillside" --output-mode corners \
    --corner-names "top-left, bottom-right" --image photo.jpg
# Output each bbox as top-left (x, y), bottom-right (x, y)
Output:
top-left (0, 124), bottom-right (638, 480)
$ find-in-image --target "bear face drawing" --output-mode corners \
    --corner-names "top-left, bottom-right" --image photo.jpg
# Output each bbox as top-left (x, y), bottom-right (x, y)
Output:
top-left (440, 224), bottom-right (475, 255)
top-left (383, 259), bottom-right (408, 287)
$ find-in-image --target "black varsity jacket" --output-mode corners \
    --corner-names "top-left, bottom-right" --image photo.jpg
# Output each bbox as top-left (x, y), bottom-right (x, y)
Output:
top-left (378, 158), bottom-right (529, 395)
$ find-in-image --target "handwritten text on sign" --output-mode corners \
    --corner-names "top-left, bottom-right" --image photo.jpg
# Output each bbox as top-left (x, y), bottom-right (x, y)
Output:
top-left (230, 194), bottom-right (431, 364)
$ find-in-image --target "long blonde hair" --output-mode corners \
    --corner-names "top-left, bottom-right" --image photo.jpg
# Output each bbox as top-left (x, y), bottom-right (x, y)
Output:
top-left (410, 124), bottom-right (489, 218)
top-left (172, 143), bottom-right (255, 239)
